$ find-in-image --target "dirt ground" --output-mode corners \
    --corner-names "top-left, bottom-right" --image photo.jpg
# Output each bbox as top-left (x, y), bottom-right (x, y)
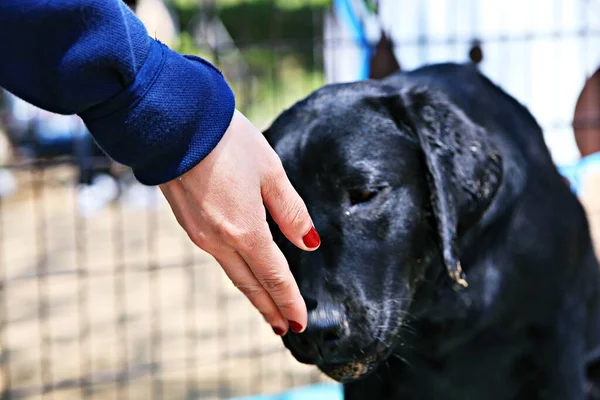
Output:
top-left (1, 165), bottom-right (600, 400)
top-left (0, 166), bottom-right (327, 400)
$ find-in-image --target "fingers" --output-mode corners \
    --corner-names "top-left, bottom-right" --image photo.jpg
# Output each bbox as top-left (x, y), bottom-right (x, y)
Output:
top-left (161, 179), bottom-right (305, 334)
top-left (158, 110), bottom-right (314, 335)
top-left (261, 159), bottom-right (321, 251)
top-left (235, 223), bottom-right (308, 333)
top-left (214, 250), bottom-right (288, 335)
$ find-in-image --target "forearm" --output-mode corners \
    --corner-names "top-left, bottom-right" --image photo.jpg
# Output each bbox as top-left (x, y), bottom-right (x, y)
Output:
top-left (0, 0), bottom-right (235, 184)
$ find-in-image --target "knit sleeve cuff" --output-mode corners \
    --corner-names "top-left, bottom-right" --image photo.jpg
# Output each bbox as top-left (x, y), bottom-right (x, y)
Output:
top-left (79, 39), bottom-right (236, 186)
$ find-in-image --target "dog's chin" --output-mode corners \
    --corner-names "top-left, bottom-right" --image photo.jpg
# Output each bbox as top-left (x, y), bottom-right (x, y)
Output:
top-left (317, 342), bottom-right (393, 384)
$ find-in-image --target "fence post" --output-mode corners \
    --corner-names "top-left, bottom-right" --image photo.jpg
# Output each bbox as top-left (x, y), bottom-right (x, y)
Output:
top-left (0, 344), bottom-right (5, 400)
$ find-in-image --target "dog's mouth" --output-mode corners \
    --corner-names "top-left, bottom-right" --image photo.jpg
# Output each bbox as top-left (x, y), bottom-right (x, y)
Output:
top-left (316, 341), bottom-right (393, 383)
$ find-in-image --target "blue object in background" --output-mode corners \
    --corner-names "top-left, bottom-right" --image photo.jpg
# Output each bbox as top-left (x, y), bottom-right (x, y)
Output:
top-left (333, 0), bottom-right (371, 81)
top-left (229, 383), bottom-right (343, 400)
top-left (558, 152), bottom-right (600, 195)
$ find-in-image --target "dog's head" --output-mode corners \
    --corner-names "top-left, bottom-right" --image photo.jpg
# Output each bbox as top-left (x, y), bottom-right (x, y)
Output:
top-left (264, 80), bottom-right (503, 383)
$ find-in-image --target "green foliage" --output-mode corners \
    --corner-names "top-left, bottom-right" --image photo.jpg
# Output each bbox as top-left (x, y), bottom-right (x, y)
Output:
top-left (218, 0), bottom-right (326, 42)
top-left (363, 0), bottom-right (378, 14)
top-left (166, 0), bottom-right (329, 127)
top-left (198, 0), bottom-right (330, 9)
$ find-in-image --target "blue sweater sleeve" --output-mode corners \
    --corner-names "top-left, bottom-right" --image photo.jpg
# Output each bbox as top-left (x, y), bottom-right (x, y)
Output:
top-left (0, 0), bottom-right (235, 185)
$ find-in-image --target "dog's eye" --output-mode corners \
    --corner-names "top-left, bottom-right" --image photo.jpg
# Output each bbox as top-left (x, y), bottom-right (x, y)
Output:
top-left (348, 189), bottom-right (378, 205)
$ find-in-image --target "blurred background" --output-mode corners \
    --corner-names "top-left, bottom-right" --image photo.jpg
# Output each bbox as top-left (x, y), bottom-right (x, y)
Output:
top-left (1, 0), bottom-right (600, 399)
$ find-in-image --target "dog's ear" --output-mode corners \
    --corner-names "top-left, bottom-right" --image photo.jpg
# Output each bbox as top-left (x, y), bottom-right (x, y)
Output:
top-left (392, 86), bottom-right (503, 287)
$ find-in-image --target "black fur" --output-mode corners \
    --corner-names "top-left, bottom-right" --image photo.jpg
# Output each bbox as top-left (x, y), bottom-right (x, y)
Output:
top-left (264, 63), bottom-right (600, 400)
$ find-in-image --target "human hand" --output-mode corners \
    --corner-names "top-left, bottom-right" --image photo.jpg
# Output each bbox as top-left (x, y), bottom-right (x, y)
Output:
top-left (160, 110), bottom-right (320, 335)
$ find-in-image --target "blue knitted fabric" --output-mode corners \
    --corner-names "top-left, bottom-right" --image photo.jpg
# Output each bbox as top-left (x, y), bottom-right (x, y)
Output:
top-left (0, 0), bottom-right (235, 185)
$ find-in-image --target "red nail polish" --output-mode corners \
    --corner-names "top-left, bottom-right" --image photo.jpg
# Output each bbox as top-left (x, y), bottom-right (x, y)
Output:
top-left (289, 320), bottom-right (303, 333)
top-left (302, 226), bottom-right (321, 249)
top-left (272, 326), bottom-right (285, 336)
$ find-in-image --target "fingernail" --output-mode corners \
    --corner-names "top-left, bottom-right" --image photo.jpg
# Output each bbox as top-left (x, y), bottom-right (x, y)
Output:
top-left (289, 320), bottom-right (303, 333)
top-left (302, 226), bottom-right (321, 249)
top-left (272, 326), bottom-right (285, 336)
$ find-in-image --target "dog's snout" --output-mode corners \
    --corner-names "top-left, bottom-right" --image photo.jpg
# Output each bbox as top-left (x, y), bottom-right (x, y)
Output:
top-left (286, 304), bottom-right (350, 364)
top-left (308, 306), bottom-right (348, 345)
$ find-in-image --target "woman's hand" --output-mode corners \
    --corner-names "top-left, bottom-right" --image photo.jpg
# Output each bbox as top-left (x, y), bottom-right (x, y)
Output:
top-left (160, 110), bottom-right (320, 336)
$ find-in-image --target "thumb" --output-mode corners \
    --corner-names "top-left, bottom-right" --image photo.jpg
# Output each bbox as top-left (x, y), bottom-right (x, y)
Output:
top-left (262, 161), bottom-right (320, 251)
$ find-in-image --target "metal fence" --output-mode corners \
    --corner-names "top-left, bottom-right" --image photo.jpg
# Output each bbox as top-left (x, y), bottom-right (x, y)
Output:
top-left (1, 0), bottom-right (600, 399)
top-left (0, 161), bottom-right (326, 400)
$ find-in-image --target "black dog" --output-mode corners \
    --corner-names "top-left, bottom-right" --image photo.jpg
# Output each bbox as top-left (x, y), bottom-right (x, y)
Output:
top-left (264, 63), bottom-right (600, 399)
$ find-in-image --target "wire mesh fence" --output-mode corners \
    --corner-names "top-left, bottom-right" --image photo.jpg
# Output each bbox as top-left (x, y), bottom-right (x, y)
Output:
top-left (0, 161), bottom-right (327, 400)
top-left (1, 0), bottom-right (600, 399)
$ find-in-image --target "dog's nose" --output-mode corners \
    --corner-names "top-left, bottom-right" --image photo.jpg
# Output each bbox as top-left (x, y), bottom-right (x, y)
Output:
top-left (286, 304), bottom-right (350, 363)
top-left (307, 306), bottom-right (348, 346)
